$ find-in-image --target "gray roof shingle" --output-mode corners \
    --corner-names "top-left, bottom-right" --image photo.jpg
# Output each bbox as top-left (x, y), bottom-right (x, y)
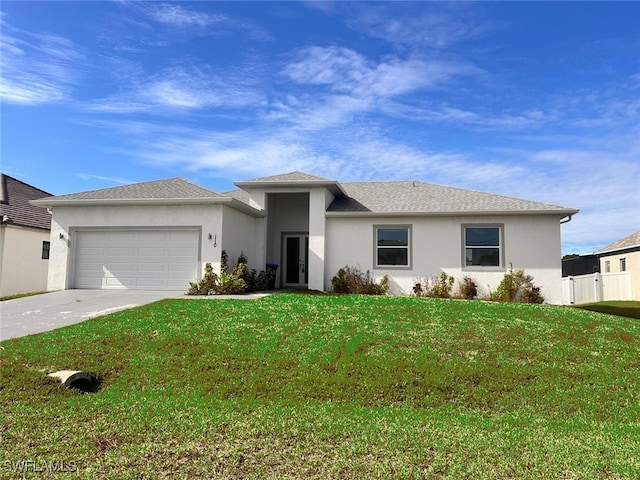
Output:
top-left (240, 171), bottom-right (333, 183)
top-left (0, 174), bottom-right (52, 230)
top-left (36, 178), bottom-right (223, 202)
top-left (597, 230), bottom-right (640, 254)
top-left (327, 181), bottom-right (576, 214)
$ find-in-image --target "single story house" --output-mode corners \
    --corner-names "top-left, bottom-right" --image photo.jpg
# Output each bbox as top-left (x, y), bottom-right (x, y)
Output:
top-left (32, 171), bottom-right (578, 304)
top-left (0, 174), bottom-right (53, 297)
top-left (596, 230), bottom-right (640, 300)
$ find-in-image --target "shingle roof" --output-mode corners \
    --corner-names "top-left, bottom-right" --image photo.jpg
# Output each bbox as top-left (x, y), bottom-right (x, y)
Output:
top-left (0, 174), bottom-right (52, 230)
top-left (327, 181), bottom-right (576, 215)
top-left (597, 230), bottom-right (640, 254)
top-left (241, 171), bottom-right (333, 183)
top-left (35, 178), bottom-right (223, 202)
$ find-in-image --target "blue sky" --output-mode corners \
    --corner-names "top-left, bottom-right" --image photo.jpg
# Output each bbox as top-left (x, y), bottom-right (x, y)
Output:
top-left (1, 1), bottom-right (639, 255)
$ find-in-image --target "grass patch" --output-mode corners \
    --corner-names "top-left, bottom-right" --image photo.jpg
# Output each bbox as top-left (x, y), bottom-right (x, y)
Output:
top-left (1, 294), bottom-right (638, 478)
top-left (575, 300), bottom-right (640, 319)
top-left (0, 290), bottom-right (49, 302)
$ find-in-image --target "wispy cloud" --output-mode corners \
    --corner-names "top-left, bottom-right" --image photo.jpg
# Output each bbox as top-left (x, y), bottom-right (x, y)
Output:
top-left (274, 46), bottom-right (483, 131)
top-left (89, 64), bottom-right (264, 113)
top-left (283, 46), bottom-right (481, 98)
top-left (137, 2), bottom-right (271, 41)
top-left (145, 3), bottom-right (228, 27)
top-left (76, 173), bottom-right (132, 185)
top-left (343, 2), bottom-right (492, 49)
top-left (0, 18), bottom-right (84, 105)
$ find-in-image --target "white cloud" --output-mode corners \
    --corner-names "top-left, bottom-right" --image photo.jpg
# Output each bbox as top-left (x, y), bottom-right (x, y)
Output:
top-left (89, 64), bottom-right (264, 113)
top-left (344, 2), bottom-right (492, 49)
top-left (145, 3), bottom-right (227, 27)
top-left (136, 2), bottom-right (271, 41)
top-left (283, 46), bottom-right (480, 98)
top-left (0, 21), bottom-right (84, 105)
top-left (76, 173), bottom-right (132, 185)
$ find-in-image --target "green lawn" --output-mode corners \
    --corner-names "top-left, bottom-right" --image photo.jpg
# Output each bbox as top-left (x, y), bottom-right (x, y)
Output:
top-left (575, 300), bottom-right (640, 319)
top-left (1, 294), bottom-right (638, 479)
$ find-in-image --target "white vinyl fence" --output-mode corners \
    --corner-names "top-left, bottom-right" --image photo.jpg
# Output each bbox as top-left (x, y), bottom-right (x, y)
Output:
top-left (562, 272), bottom-right (632, 305)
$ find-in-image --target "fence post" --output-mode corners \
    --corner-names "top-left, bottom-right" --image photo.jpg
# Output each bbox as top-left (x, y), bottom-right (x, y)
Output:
top-left (594, 272), bottom-right (603, 302)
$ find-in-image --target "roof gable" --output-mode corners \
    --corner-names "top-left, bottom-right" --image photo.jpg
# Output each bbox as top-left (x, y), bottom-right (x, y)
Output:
top-left (0, 174), bottom-right (52, 230)
top-left (240, 171), bottom-right (333, 183)
top-left (327, 181), bottom-right (577, 215)
top-left (597, 230), bottom-right (640, 254)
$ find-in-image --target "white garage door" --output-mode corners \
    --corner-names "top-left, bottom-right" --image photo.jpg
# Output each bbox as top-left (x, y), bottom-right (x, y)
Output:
top-left (73, 229), bottom-right (199, 290)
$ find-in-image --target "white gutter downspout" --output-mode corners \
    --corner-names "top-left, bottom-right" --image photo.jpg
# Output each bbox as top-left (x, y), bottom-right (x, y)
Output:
top-left (560, 215), bottom-right (574, 224)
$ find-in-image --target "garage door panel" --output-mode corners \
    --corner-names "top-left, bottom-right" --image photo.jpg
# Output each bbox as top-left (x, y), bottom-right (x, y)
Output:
top-left (74, 229), bottom-right (199, 291)
top-left (108, 247), bottom-right (136, 256)
top-left (137, 263), bottom-right (166, 273)
top-left (139, 247), bottom-right (167, 256)
top-left (106, 263), bottom-right (135, 274)
top-left (109, 231), bottom-right (136, 242)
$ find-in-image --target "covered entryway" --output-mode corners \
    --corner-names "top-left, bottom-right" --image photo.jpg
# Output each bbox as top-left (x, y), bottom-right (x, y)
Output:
top-left (73, 229), bottom-right (199, 290)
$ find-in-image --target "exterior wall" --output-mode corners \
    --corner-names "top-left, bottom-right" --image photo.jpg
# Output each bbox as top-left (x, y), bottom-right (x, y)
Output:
top-left (308, 189), bottom-right (327, 291)
top-left (325, 214), bottom-right (565, 304)
top-left (47, 204), bottom-right (224, 291)
top-left (599, 250), bottom-right (640, 300)
top-left (0, 225), bottom-right (51, 296)
top-left (221, 205), bottom-right (259, 270)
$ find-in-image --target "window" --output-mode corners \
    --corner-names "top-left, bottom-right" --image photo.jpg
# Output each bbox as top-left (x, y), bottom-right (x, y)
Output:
top-left (464, 225), bottom-right (502, 268)
top-left (375, 226), bottom-right (411, 268)
top-left (620, 258), bottom-right (626, 272)
top-left (605, 260), bottom-right (611, 273)
top-left (41, 241), bottom-right (50, 260)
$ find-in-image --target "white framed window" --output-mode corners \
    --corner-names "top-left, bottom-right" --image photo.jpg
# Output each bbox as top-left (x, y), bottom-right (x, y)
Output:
top-left (620, 258), bottom-right (626, 272)
top-left (605, 260), bottom-right (611, 273)
top-left (463, 225), bottom-right (503, 268)
top-left (374, 225), bottom-right (411, 268)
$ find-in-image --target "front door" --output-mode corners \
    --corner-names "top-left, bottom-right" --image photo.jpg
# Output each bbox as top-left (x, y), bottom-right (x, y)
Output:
top-left (283, 234), bottom-right (309, 287)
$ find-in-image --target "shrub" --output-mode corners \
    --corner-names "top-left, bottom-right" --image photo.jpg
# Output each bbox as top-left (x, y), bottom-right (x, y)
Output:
top-left (331, 266), bottom-right (388, 295)
top-left (188, 262), bottom-right (219, 295)
top-left (456, 276), bottom-right (478, 300)
top-left (489, 269), bottom-right (544, 303)
top-left (414, 272), bottom-right (455, 298)
top-left (188, 251), bottom-right (274, 295)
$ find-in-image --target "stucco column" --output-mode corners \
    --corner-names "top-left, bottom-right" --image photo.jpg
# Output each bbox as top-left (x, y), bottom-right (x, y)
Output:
top-left (308, 189), bottom-right (326, 291)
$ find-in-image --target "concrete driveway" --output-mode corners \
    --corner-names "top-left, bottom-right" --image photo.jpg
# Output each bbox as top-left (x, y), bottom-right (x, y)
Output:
top-left (0, 290), bottom-right (185, 341)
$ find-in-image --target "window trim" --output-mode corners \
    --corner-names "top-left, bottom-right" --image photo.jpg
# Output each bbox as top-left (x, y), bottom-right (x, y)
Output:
top-left (373, 224), bottom-right (412, 270)
top-left (461, 224), bottom-right (505, 271)
top-left (42, 240), bottom-right (50, 260)
top-left (620, 258), bottom-right (626, 272)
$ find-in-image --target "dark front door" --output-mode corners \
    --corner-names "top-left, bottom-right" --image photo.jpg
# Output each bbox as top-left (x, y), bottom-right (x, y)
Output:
top-left (283, 234), bottom-right (309, 287)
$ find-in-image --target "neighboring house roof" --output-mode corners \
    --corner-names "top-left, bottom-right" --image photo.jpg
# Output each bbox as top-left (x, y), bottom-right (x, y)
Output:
top-left (596, 230), bottom-right (640, 255)
top-left (31, 177), bottom-right (264, 217)
top-left (0, 174), bottom-right (52, 231)
top-left (326, 181), bottom-right (577, 216)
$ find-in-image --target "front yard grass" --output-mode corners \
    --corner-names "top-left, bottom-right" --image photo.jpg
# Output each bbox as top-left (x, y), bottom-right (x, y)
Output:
top-left (575, 300), bottom-right (640, 319)
top-left (1, 294), bottom-right (638, 479)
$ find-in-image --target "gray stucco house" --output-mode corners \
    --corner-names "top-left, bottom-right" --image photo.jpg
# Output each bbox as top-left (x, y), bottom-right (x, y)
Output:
top-left (32, 171), bottom-right (578, 303)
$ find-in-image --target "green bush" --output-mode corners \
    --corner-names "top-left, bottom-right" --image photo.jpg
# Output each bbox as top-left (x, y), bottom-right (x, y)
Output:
top-left (189, 251), bottom-right (275, 295)
top-left (331, 266), bottom-right (388, 295)
top-left (489, 269), bottom-right (544, 304)
top-left (187, 262), bottom-right (219, 295)
top-left (456, 276), bottom-right (478, 300)
top-left (414, 272), bottom-right (455, 298)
